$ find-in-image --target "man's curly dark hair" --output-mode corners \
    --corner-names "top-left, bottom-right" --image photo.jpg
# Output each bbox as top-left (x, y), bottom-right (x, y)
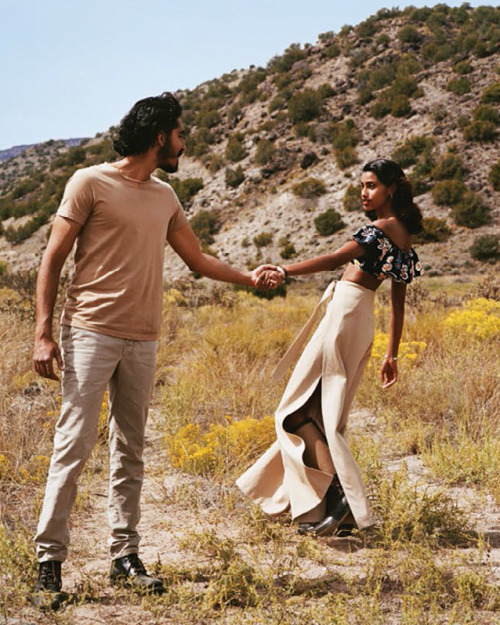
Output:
top-left (113, 92), bottom-right (182, 156)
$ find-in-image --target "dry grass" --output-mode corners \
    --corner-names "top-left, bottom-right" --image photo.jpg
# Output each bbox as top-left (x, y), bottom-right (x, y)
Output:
top-left (2, 275), bottom-right (500, 623)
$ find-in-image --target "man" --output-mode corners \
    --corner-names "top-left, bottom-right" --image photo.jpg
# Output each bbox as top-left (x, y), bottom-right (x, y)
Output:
top-left (32, 92), bottom-right (277, 609)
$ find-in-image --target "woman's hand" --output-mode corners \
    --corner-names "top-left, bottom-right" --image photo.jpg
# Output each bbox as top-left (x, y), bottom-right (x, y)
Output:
top-left (252, 265), bottom-right (284, 290)
top-left (380, 358), bottom-right (398, 388)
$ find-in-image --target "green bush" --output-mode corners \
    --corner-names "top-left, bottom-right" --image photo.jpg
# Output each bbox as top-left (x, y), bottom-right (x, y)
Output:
top-left (370, 96), bottom-right (391, 119)
top-left (481, 82), bottom-right (500, 103)
top-left (267, 43), bottom-right (306, 73)
top-left (398, 26), bottom-right (422, 44)
top-left (335, 147), bottom-right (359, 170)
top-left (253, 231), bottom-right (273, 247)
top-left (473, 105), bottom-right (500, 125)
top-left (300, 152), bottom-right (319, 170)
top-left (197, 110), bottom-right (221, 128)
top-left (463, 120), bottom-right (498, 142)
top-left (446, 77), bottom-right (470, 95)
top-left (225, 135), bottom-right (247, 163)
top-left (391, 95), bottom-right (412, 117)
top-left (168, 177), bottom-right (204, 206)
top-left (189, 210), bottom-right (220, 244)
top-left (292, 177), bottom-right (327, 198)
top-left (225, 166), bottom-right (245, 188)
top-left (430, 154), bottom-right (466, 181)
top-left (454, 61), bottom-right (473, 75)
top-left (343, 184), bottom-right (361, 212)
top-left (469, 234), bottom-right (500, 261)
top-left (287, 89), bottom-right (323, 123)
top-left (451, 192), bottom-right (490, 228)
top-left (255, 140), bottom-right (276, 166)
top-left (392, 136), bottom-right (434, 168)
top-left (329, 119), bottom-right (358, 150)
top-left (489, 161), bottom-right (500, 191)
top-left (318, 83), bottom-right (335, 99)
top-left (431, 180), bottom-right (466, 206)
top-left (314, 209), bottom-right (345, 236)
top-left (268, 96), bottom-right (285, 113)
top-left (413, 217), bottom-right (452, 243)
top-left (324, 43), bottom-right (341, 58)
top-left (280, 242), bottom-right (297, 259)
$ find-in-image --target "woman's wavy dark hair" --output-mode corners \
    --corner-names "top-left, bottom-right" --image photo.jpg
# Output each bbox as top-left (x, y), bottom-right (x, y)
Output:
top-left (363, 158), bottom-right (423, 234)
top-left (113, 92), bottom-right (182, 156)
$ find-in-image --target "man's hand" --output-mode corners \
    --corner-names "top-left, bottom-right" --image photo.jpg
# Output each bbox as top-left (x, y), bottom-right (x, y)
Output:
top-left (380, 358), bottom-right (398, 389)
top-left (251, 265), bottom-right (284, 290)
top-left (33, 337), bottom-right (64, 381)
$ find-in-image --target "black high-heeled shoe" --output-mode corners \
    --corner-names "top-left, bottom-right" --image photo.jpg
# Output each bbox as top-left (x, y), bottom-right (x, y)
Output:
top-left (313, 475), bottom-right (351, 537)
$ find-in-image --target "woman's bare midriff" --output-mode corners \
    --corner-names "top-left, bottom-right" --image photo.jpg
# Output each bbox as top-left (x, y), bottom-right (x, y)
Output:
top-left (340, 264), bottom-right (383, 292)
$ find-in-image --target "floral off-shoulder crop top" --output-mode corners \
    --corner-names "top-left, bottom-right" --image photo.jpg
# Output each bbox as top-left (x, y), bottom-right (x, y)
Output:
top-left (351, 224), bottom-right (423, 284)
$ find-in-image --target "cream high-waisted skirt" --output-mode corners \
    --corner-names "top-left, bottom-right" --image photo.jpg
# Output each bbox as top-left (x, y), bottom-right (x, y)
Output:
top-left (236, 280), bottom-right (375, 529)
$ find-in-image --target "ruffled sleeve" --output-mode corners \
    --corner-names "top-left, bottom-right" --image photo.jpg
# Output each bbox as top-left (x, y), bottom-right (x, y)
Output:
top-left (352, 224), bottom-right (380, 257)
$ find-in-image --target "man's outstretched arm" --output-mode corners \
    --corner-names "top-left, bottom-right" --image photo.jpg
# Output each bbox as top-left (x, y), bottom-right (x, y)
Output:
top-left (33, 216), bottom-right (82, 380)
top-left (168, 224), bottom-right (279, 289)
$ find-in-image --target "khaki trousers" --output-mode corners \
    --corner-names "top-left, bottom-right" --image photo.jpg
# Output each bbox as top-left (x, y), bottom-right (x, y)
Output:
top-left (35, 326), bottom-right (157, 562)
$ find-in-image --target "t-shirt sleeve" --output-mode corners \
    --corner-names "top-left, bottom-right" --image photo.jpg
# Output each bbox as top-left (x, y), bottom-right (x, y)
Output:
top-left (56, 169), bottom-right (94, 225)
top-left (167, 189), bottom-right (190, 233)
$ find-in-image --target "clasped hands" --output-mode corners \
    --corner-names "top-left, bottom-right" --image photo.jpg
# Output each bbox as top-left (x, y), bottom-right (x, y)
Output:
top-left (251, 264), bottom-right (285, 291)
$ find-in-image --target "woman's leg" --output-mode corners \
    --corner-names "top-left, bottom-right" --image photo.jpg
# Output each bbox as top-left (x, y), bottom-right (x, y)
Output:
top-left (284, 382), bottom-right (335, 477)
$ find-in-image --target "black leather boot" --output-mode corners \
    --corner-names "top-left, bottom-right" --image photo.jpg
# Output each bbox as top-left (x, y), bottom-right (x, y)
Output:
top-left (110, 553), bottom-right (165, 594)
top-left (32, 560), bottom-right (67, 611)
top-left (313, 475), bottom-right (352, 537)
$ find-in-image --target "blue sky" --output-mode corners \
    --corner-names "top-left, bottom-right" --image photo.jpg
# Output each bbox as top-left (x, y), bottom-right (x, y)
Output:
top-left (0, 0), bottom-right (494, 149)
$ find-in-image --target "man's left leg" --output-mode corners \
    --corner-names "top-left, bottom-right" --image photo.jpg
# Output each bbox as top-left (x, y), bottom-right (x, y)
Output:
top-left (106, 338), bottom-right (164, 593)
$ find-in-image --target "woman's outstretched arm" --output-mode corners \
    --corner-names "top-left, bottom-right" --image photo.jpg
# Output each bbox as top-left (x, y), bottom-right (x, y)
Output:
top-left (280, 240), bottom-right (366, 277)
top-left (381, 279), bottom-right (407, 388)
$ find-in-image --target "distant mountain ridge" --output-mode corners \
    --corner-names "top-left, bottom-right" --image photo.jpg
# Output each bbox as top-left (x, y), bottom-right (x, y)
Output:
top-left (0, 3), bottom-right (499, 281)
top-left (0, 138), bottom-right (86, 162)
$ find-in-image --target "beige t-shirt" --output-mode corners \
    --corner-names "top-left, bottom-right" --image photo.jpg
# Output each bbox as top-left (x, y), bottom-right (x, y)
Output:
top-left (57, 163), bottom-right (189, 340)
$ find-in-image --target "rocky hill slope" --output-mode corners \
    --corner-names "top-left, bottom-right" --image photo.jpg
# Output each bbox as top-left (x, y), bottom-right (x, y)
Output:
top-left (0, 4), bottom-right (499, 281)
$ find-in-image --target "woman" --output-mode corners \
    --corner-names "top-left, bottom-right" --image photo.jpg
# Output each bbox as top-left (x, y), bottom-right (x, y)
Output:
top-left (237, 159), bottom-right (423, 536)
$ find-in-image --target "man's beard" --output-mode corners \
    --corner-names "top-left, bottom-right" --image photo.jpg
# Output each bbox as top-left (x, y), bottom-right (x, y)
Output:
top-left (157, 142), bottom-right (184, 173)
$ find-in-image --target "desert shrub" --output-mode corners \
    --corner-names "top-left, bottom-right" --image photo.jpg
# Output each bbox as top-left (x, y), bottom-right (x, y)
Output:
top-left (4, 213), bottom-right (50, 244)
top-left (208, 154), bottom-right (225, 173)
top-left (451, 192), bottom-right (490, 228)
top-left (225, 135), bottom-right (247, 162)
top-left (324, 42), bottom-right (341, 58)
top-left (237, 68), bottom-right (267, 96)
top-left (268, 96), bottom-right (285, 113)
top-left (430, 154), bottom-right (466, 181)
top-left (398, 25), bottom-right (422, 44)
top-left (343, 184), bottom-right (361, 212)
top-left (267, 43), bottom-right (306, 73)
top-left (225, 166), bottom-right (245, 189)
top-left (280, 242), bottom-right (297, 259)
top-left (253, 231), bottom-right (273, 247)
top-left (335, 147), bottom-right (359, 170)
top-left (254, 139), bottom-right (276, 166)
top-left (454, 61), bottom-right (473, 74)
top-left (409, 175), bottom-right (431, 196)
top-left (391, 95), bottom-right (412, 117)
top-left (197, 110), bottom-right (221, 129)
top-left (300, 151), bottom-right (319, 170)
top-left (413, 217), bottom-right (452, 243)
top-left (469, 234), bottom-right (500, 261)
top-left (292, 177), bottom-right (327, 198)
top-left (228, 103), bottom-right (242, 122)
top-left (357, 88), bottom-right (373, 105)
top-left (463, 120), bottom-right (498, 142)
top-left (168, 177), bottom-right (204, 206)
top-left (392, 135), bottom-right (434, 169)
top-left (357, 17), bottom-right (378, 39)
top-left (314, 209), bottom-right (345, 236)
top-left (489, 161), bottom-right (500, 191)
top-left (446, 77), bottom-right (470, 95)
top-left (287, 89), bottom-right (323, 123)
top-left (318, 83), bottom-right (335, 99)
top-left (370, 95), bottom-right (392, 119)
top-left (329, 118), bottom-right (358, 150)
top-left (473, 105), bottom-right (500, 125)
top-left (481, 82), bottom-right (500, 103)
top-left (189, 210), bottom-right (220, 244)
top-left (431, 180), bottom-right (466, 206)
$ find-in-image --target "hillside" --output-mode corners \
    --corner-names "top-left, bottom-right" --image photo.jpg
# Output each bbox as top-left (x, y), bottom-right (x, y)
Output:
top-left (0, 3), bottom-right (499, 280)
